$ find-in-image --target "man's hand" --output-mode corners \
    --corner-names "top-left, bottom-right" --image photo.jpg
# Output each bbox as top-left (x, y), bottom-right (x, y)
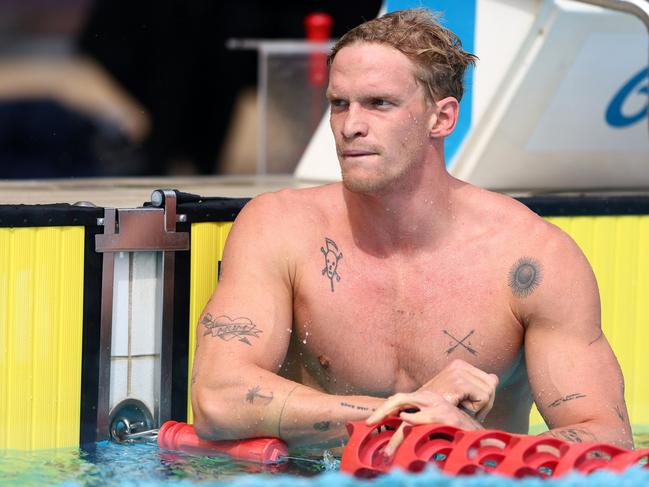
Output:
top-left (366, 390), bottom-right (485, 456)
top-left (418, 359), bottom-right (499, 421)
top-left (365, 360), bottom-right (499, 456)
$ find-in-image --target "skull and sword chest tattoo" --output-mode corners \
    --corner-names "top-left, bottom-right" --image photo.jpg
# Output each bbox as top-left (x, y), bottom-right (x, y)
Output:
top-left (320, 237), bottom-right (343, 292)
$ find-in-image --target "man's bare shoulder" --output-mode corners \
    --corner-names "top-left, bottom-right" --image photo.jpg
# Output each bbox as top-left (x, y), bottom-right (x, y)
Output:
top-left (467, 187), bottom-right (595, 306)
top-left (233, 183), bottom-right (343, 236)
top-left (489, 190), bottom-right (581, 254)
top-left (462, 185), bottom-right (567, 244)
top-left (460, 185), bottom-right (589, 281)
top-left (219, 183), bottom-right (344, 283)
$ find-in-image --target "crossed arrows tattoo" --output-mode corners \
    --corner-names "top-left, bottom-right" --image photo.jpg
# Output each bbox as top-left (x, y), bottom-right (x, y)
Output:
top-left (444, 329), bottom-right (478, 356)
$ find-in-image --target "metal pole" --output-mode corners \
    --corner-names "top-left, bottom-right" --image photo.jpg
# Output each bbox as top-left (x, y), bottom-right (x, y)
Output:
top-left (97, 209), bottom-right (117, 440)
top-left (158, 190), bottom-right (178, 425)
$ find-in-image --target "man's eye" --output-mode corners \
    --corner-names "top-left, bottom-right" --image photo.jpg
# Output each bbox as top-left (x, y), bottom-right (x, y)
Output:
top-left (330, 99), bottom-right (348, 108)
top-left (371, 99), bottom-right (390, 107)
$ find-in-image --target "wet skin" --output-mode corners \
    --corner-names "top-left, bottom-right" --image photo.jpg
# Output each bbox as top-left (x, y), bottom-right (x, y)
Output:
top-left (191, 42), bottom-right (631, 450)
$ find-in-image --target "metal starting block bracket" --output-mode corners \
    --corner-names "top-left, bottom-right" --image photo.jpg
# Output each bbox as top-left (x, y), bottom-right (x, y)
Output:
top-left (94, 190), bottom-right (189, 441)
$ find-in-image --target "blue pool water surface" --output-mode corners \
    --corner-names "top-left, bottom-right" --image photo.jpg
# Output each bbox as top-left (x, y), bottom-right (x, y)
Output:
top-left (1, 433), bottom-right (649, 486)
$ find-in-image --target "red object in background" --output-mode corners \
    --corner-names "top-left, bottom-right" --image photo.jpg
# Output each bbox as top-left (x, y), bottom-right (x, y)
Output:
top-left (305, 12), bottom-right (333, 87)
top-left (157, 421), bottom-right (288, 464)
top-left (305, 12), bottom-right (333, 41)
top-left (340, 418), bottom-right (649, 478)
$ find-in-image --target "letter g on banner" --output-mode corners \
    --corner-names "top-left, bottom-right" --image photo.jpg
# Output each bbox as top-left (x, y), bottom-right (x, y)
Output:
top-left (606, 67), bottom-right (648, 128)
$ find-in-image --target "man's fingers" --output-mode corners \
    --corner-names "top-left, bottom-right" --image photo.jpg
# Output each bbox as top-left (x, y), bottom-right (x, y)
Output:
top-left (459, 401), bottom-right (478, 417)
top-left (477, 377), bottom-right (498, 422)
top-left (366, 393), bottom-right (415, 425)
top-left (436, 367), bottom-right (498, 421)
top-left (383, 422), bottom-right (407, 457)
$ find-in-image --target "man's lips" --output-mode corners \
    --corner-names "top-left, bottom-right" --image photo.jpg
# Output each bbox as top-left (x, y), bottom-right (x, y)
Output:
top-left (342, 150), bottom-right (378, 157)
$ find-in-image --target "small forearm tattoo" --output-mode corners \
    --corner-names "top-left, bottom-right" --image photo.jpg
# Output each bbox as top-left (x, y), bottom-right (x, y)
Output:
top-left (547, 393), bottom-right (587, 408)
top-left (340, 402), bottom-right (376, 412)
top-left (588, 329), bottom-right (603, 346)
top-left (320, 237), bottom-right (343, 292)
top-left (615, 405), bottom-right (626, 423)
top-left (508, 257), bottom-right (542, 298)
top-left (547, 428), bottom-right (596, 443)
top-left (246, 385), bottom-right (274, 404)
top-left (443, 329), bottom-right (478, 356)
top-left (313, 421), bottom-right (331, 431)
top-left (201, 313), bottom-right (263, 345)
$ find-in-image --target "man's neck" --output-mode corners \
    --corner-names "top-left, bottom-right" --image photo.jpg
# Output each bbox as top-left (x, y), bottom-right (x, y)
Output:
top-left (342, 160), bottom-right (462, 256)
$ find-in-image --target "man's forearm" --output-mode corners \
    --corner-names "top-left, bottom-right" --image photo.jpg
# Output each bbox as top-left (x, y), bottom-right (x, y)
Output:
top-left (275, 384), bottom-right (384, 447)
top-left (192, 366), bottom-right (383, 447)
top-left (540, 421), bottom-right (633, 450)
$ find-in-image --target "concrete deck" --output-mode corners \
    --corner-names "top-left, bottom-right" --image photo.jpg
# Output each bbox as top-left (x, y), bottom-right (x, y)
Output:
top-left (0, 175), bottom-right (321, 208)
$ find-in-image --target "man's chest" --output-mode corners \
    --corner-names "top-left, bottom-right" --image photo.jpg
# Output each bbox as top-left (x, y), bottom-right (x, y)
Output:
top-left (291, 245), bottom-right (525, 395)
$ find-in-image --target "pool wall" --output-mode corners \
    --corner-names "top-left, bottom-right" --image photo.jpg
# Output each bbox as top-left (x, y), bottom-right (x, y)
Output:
top-left (0, 205), bottom-right (103, 449)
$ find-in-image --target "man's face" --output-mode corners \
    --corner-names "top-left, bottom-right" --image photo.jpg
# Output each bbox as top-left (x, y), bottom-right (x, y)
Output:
top-left (327, 42), bottom-right (435, 194)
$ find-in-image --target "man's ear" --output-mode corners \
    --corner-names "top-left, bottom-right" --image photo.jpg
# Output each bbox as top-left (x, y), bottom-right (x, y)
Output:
top-left (429, 96), bottom-right (459, 138)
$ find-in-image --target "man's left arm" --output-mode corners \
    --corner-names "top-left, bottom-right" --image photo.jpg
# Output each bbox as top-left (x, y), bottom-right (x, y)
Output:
top-left (520, 228), bottom-right (632, 449)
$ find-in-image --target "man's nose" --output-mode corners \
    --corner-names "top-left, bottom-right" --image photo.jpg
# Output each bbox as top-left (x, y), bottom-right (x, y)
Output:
top-left (342, 104), bottom-right (368, 139)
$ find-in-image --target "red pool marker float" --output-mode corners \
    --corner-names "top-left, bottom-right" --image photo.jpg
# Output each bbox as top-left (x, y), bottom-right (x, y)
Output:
top-left (340, 417), bottom-right (649, 478)
top-left (157, 419), bottom-right (648, 475)
top-left (157, 421), bottom-right (288, 464)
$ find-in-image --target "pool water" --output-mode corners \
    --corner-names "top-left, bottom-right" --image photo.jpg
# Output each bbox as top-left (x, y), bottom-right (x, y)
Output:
top-left (1, 433), bottom-right (648, 486)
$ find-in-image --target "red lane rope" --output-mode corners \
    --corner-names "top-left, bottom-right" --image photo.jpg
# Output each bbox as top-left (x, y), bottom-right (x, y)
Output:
top-left (340, 418), bottom-right (649, 478)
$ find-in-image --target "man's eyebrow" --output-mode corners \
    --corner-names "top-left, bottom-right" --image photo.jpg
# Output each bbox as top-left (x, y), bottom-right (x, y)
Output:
top-left (361, 93), bottom-right (400, 102)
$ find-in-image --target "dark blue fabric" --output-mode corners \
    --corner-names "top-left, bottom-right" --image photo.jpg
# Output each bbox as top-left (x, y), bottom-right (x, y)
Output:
top-left (0, 98), bottom-right (101, 178)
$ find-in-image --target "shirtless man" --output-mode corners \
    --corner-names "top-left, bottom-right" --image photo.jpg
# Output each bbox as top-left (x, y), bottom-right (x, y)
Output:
top-left (191, 9), bottom-right (632, 453)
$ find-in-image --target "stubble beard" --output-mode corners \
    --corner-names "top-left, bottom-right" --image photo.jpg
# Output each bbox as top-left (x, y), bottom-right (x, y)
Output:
top-left (341, 166), bottom-right (391, 193)
top-left (340, 154), bottom-right (419, 195)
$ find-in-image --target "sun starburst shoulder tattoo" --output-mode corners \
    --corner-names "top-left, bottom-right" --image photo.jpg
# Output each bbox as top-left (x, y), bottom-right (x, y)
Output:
top-left (508, 256), bottom-right (542, 298)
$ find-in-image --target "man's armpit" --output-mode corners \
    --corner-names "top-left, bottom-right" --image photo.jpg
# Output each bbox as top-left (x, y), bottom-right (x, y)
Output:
top-left (200, 312), bottom-right (263, 346)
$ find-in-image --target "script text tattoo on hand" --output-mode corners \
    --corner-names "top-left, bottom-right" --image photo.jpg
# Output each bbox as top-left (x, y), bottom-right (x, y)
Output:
top-left (508, 257), bottom-right (542, 298)
top-left (201, 313), bottom-right (263, 345)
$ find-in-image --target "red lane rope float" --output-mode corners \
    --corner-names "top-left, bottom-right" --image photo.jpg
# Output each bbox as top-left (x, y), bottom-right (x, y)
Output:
top-left (340, 418), bottom-right (649, 478)
top-left (157, 421), bottom-right (288, 464)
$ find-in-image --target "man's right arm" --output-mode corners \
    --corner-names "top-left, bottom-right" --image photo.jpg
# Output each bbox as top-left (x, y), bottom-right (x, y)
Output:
top-left (190, 193), bottom-right (382, 447)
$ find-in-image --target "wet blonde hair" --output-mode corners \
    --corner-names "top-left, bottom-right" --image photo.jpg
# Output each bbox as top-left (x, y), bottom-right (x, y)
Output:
top-left (327, 8), bottom-right (477, 102)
